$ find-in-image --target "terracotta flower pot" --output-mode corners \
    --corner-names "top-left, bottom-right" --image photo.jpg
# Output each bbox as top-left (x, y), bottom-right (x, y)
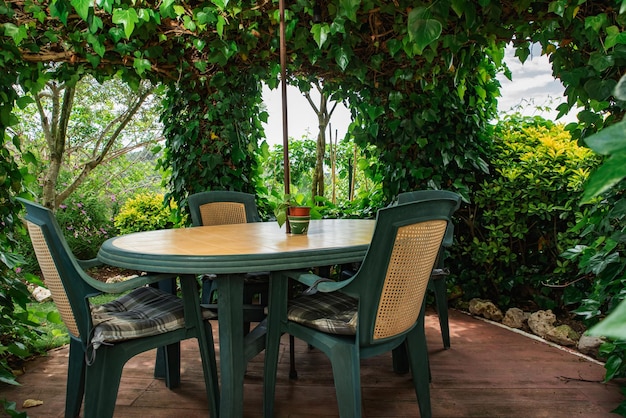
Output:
top-left (288, 206), bottom-right (311, 216)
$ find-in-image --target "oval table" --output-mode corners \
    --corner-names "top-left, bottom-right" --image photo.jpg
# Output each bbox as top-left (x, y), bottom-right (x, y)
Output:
top-left (98, 219), bottom-right (375, 418)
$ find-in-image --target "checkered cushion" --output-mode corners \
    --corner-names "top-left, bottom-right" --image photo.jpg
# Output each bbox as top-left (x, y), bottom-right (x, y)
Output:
top-left (90, 286), bottom-right (215, 349)
top-left (288, 292), bottom-right (358, 335)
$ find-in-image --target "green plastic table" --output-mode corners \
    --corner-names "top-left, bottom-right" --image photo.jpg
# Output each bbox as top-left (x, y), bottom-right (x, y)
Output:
top-left (98, 219), bottom-right (375, 417)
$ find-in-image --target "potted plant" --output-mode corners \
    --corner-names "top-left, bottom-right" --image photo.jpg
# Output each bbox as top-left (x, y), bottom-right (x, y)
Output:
top-left (274, 192), bottom-right (312, 233)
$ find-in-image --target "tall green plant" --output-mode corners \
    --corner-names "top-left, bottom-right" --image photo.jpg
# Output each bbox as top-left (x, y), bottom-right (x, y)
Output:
top-left (159, 70), bottom-right (265, 212)
top-left (451, 115), bottom-right (600, 308)
top-left (566, 75), bottom-right (626, 416)
top-left (0, 130), bottom-right (39, 389)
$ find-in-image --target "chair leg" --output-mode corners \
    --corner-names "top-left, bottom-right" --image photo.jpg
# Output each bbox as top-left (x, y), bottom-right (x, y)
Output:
top-left (153, 278), bottom-right (183, 385)
top-left (65, 338), bottom-right (85, 418)
top-left (328, 344), bottom-right (362, 417)
top-left (264, 273), bottom-right (289, 418)
top-left (83, 349), bottom-right (124, 418)
top-left (198, 322), bottom-right (220, 418)
top-left (201, 275), bottom-right (218, 305)
top-left (391, 341), bottom-right (410, 374)
top-left (406, 315), bottom-right (432, 418)
top-left (179, 273), bottom-right (220, 417)
top-left (432, 276), bottom-right (450, 349)
top-left (289, 335), bottom-right (298, 379)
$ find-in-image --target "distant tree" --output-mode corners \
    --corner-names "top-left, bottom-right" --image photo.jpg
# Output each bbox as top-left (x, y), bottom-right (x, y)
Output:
top-left (10, 75), bottom-right (164, 209)
top-left (302, 80), bottom-right (338, 201)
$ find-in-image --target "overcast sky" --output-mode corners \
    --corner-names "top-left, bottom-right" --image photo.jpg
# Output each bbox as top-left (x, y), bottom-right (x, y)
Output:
top-left (261, 44), bottom-right (574, 146)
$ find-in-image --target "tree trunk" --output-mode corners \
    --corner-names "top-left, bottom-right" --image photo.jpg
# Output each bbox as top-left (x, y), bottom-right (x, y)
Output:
top-left (32, 78), bottom-right (155, 209)
top-left (304, 81), bottom-right (338, 202)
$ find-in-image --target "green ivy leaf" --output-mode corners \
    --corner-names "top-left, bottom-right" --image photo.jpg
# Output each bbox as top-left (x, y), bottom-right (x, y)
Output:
top-left (159, 0), bottom-right (175, 18)
top-left (311, 23), bottom-right (330, 48)
top-left (614, 74), bottom-right (626, 101)
top-left (112, 8), bottom-right (139, 39)
top-left (133, 57), bottom-right (152, 75)
top-left (173, 5), bottom-right (185, 16)
top-left (588, 298), bottom-right (626, 340)
top-left (49, 0), bottom-right (70, 25)
top-left (582, 153), bottom-right (626, 202)
top-left (334, 46), bottom-right (350, 71)
top-left (339, 0), bottom-right (360, 23)
top-left (87, 33), bottom-right (105, 57)
top-left (86, 54), bottom-right (100, 67)
top-left (584, 78), bottom-right (616, 101)
top-left (588, 52), bottom-right (614, 72)
top-left (584, 14), bottom-right (607, 33)
top-left (584, 120), bottom-right (626, 155)
top-left (407, 7), bottom-right (442, 54)
top-left (548, 0), bottom-right (567, 17)
top-left (451, 0), bottom-right (465, 17)
top-left (216, 15), bottom-right (226, 38)
top-left (605, 25), bottom-right (626, 50)
top-left (70, 0), bottom-right (90, 21)
top-left (2, 23), bottom-right (28, 46)
top-left (211, 0), bottom-right (226, 11)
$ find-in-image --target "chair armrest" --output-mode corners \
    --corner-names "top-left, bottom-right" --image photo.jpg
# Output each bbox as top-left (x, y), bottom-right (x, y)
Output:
top-left (77, 258), bottom-right (103, 270)
top-left (84, 272), bottom-right (179, 294)
top-left (282, 271), bottom-right (355, 294)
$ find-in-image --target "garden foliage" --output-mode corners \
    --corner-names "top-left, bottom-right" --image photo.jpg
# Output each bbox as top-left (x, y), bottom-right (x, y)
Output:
top-left (450, 115), bottom-right (601, 309)
top-left (114, 193), bottom-right (183, 234)
top-left (0, 133), bottom-right (39, 389)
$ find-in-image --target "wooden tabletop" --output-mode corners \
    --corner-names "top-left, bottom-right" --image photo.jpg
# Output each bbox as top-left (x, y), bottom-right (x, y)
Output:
top-left (98, 219), bottom-right (376, 274)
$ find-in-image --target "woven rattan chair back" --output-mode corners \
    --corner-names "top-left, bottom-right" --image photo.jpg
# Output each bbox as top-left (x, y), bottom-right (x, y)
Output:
top-left (374, 219), bottom-right (446, 340)
top-left (188, 190), bottom-right (261, 227)
top-left (26, 221), bottom-right (81, 337)
top-left (199, 201), bottom-right (247, 225)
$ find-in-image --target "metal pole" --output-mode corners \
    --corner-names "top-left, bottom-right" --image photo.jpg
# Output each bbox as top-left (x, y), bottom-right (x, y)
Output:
top-left (279, 0), bottom-right (291, 233)
top-left (280, 0), bottom-right (290, 196)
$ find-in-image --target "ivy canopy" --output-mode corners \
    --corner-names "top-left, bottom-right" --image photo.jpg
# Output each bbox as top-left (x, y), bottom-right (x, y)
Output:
top-left (2, 0), bottom-right (626, 205)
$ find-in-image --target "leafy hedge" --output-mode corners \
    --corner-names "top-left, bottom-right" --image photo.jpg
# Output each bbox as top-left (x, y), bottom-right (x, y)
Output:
top-left (450, 115), bottom-right (601, 309)
top-left (114, 193), bottom-right (182, 234)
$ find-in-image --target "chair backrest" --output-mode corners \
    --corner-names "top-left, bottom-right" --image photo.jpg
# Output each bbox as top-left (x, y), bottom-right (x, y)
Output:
top-left (397, 190), bottom-right (461, 247)
top-left (188, 191), bottom-right (261, 227)
top-left (17, 198), bottom-right (100, 344)
top-left (341, 195), bottom-right (458, 347)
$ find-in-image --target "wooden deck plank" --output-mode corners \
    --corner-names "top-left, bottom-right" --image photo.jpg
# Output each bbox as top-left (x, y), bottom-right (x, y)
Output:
top-left (1, 309), bottom-right (622, 417)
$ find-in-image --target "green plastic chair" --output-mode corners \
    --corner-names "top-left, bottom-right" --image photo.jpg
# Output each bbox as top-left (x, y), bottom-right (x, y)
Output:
top-left (18, 198), bottom-right (219, 418)
top-left (188, 191), bottom-right (269, 322)
top-left (264, 196), bottom-right (458, 418)
top-left (397, 190), bottom-right (462, 349)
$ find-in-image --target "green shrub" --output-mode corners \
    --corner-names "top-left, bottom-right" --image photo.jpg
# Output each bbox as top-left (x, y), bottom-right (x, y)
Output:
top-left (1, 133), bottom-right (41, 389)
top-left (451, 115), bottom-right (601, 309)
top-left (54, 193), bottom-right (117, 260)
top-left (114, 193), bottom-right (182, 234)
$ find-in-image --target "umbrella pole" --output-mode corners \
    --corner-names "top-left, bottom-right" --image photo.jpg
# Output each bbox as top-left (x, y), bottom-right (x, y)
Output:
top-left (279, 0), bottom-right (291, 233)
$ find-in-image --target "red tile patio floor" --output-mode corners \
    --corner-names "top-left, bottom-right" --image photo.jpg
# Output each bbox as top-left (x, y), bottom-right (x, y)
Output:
top-left (1, 309), bottom-right (623, 417)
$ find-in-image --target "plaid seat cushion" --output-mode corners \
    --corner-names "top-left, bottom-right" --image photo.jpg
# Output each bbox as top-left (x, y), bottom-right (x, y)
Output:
top-left (90, 286), bottom-right (215, 349)
top-left (288, 292), bottom-right (358, 335)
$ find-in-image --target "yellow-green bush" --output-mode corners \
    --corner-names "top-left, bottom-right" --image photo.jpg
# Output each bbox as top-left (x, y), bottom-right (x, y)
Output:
top-left (114, 193), bottom-right (182, 234)
top-left (450, 115), bottom-right (602, 309)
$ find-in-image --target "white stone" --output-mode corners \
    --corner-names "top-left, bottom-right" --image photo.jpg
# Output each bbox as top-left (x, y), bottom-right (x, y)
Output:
top-left (577, 334), bottom-right (605, 356)
top-left (545, 325), bottom-right (579, 347)
top-left (468, 298), bottom-right (504, 321)
top-left (31, 286), bottom-right (52, 303)
top-left (527, 310), bottom-right (556, 338)
top-left (502, 307), bottom-right (526, 329)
